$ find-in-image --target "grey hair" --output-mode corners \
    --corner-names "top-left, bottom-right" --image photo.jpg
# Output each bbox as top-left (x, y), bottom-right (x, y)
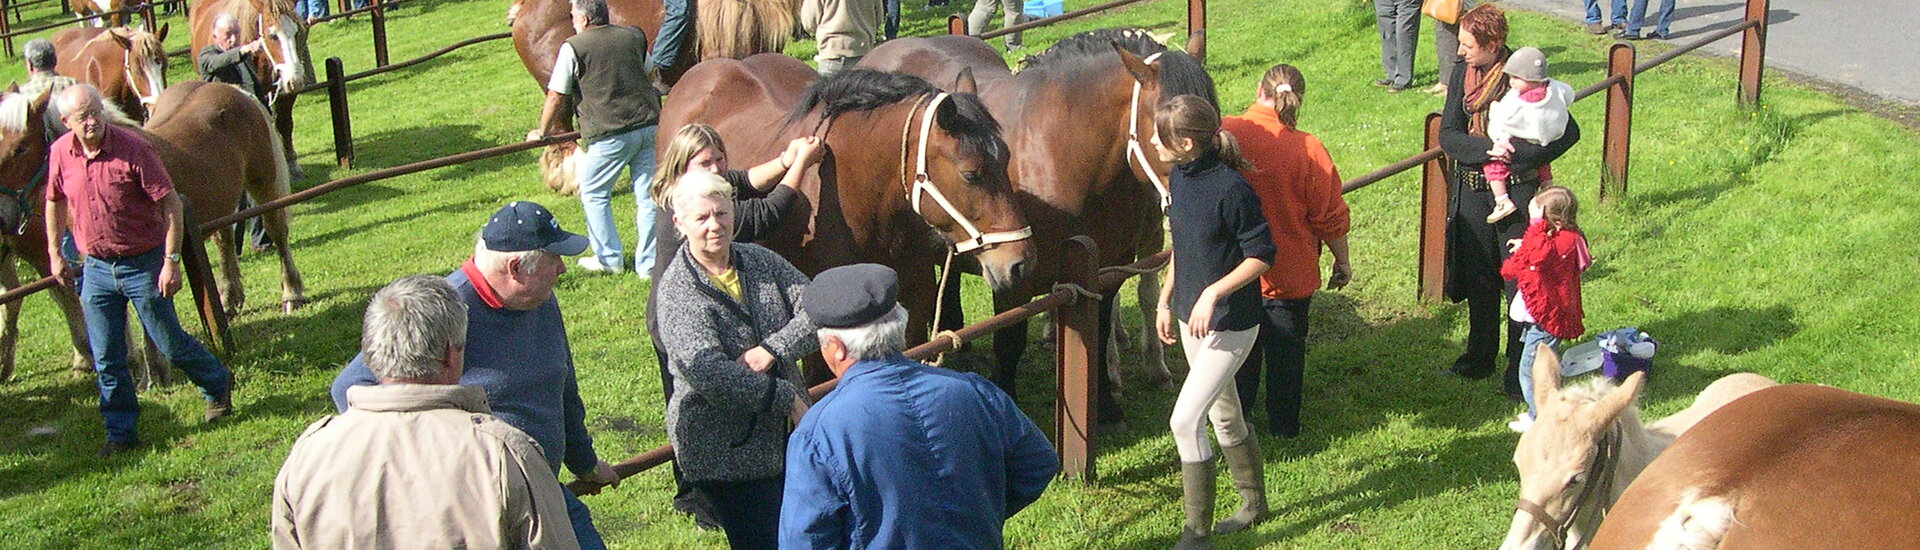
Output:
top-left (816, 305), bottom-right (909, 362)
top-left (668, 170), bottom-right (736, 212)
top-left (570, 0), bottom-right (609, 25)
top-left (361, 275), bottom-right (469, 381)
top-left (212, 12), bottom-right (237, 31)
top-left (473, 235), bottom-right (553, 275)
top-left (54, 83), bottom-right (103, 117)
top-left (23, 39), bottom-right (56, 72)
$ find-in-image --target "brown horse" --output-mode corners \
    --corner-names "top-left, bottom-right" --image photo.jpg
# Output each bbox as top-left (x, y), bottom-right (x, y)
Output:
top-left (861, 28), bottom-right (1216, 403)
top-left (1588, 383), bottom-right (1920, 549)
top-left (662, 54), bottom-right (1033, 346)
top-left (1500, 346), bottom-right (1776, 550)
top-left (189, 0), bottom-right (312, 175)
top-left (52, 25), bottom-right (171, 122)
top-left (72, 0), bottom-right (132, 27)
top-left (510, 0), bottom-right (797, 194)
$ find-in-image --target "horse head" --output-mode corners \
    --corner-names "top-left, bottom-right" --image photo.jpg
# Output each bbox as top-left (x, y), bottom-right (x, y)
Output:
top-left (1502, 347), bottom-right (1647, 550)
top-left (245, 0), bottom-right (314, 93)
top-left (789, 69), bottom-right (1034, 292)
top-left (0, 91), bottom-right (59, 236)
top-left (102, 25), bottom-right (169, 115)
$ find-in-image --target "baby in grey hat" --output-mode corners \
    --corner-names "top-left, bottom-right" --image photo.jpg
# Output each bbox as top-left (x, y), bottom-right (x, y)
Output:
top-left (1484, 46), bottom-right (1576, 223)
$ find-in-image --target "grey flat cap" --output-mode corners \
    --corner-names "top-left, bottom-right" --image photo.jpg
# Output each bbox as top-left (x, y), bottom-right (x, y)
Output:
top-left (804, 264), bottom-right (899, 328)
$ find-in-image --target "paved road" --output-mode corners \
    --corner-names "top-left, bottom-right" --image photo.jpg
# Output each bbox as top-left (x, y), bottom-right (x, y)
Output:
top-left (1497, 0), bottom-right (1920, 106)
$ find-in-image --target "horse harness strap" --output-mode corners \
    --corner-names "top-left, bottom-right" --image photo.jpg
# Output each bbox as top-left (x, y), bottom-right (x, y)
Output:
top-left (1125, 51), bottom-right (1170, 212)
top-left (1515, 422), bottom-right (1622, 550)
top-left (123, 59), bottom-right (159, 108)
top-left (901, 92), bottom-right (1033, 254)
top-left (2, 132), bottom-right (54, 235)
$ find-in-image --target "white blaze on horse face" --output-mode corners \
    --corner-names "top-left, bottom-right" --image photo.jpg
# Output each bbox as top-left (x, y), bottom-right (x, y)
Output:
top-left (138, 59), bottom-right (167, 107)
top-left (271, 14), bottom-right (307, 91)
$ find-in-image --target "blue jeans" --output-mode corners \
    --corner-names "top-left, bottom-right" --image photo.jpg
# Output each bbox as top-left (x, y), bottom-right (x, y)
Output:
top-left (293, 0), bottom-right (327, 19)
top-left (1625, 0), bottom-right (1675, 36)
top-left (1515, 323), bottom-right (1564, 419)
top-left (1585, 0), bottom-right (1627, 25)
top-left (883, 0), bottom-right (900, 39)
top-left (563, 487), bottom-right (608, 550)
top-left (648, 0), bottom-right (692, 70)
top-left (576, 125), bottom-right (659, 271)
top-left (80, 247), bottom-right (231, 443)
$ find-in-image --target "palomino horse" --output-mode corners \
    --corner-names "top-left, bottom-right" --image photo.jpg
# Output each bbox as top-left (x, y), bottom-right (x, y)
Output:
top-left (1501, 347), bottom-right (1776, 550)
top-left (52, 25), bottom-right (170, 122)
top-left (662, 55), bottom-right (1033, 349)
top-left (510, 0), bottom-right (797, 194)
top-left (1588, 384), bottom-right (1920, 549)
top-left (861, 28), bottom-right (1215, 406)
top-left (189, 0), bottom-right (312, 174)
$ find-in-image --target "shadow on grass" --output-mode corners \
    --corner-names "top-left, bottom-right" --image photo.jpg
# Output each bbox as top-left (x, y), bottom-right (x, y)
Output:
top-left (0, 392), bottom-right (185, 500)
top-left (285, 191), bottom-right (498, 250)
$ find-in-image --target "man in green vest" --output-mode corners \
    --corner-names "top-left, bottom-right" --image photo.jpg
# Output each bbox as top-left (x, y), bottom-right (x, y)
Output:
top-left (529, 0), bottom-right (662, 279)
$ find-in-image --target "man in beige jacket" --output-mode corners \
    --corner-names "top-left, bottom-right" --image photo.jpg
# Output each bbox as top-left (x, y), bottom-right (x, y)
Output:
top-left (271, 275), bottom-right (580, 550)
top-left (800, 0), bottom-right (883, 75)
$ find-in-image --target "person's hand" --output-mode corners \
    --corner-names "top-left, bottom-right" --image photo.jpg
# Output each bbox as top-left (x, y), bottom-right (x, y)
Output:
top-left (243, 38), bottom-right (266, 55)
top-left (788, 395), bottom-right (810, 424)
top-left (526, 129), bottom-right (545, 142)
top-left (49, 254), bottom-right (70, 288)
top-left (1185, 291), bottom-right (1216, 338)
top-left (1155, 305), bottom-right (1176, 345)
top-left (158, 258), bottom-right (182, 297)
top-left (792, 136), bottom-right (826, 167)
top-left (1327, 260), bottom-right (1353, 290)
top-left (1506, 238), bottom-right (1523, 254)
top-left (588, 459), bottom-right (621, 488)
top-left (740, 346), bottom-right (776, 373)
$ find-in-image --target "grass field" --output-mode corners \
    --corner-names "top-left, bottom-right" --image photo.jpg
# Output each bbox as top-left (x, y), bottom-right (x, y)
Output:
top-left (2, 0), bottom-right (1918, 547)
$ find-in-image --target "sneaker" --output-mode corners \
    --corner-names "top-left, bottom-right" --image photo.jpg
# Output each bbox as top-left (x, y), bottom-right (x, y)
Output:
top-left (1617, 30), bottom-right (1647, 40)
top-left (577, 257), bottom-right (624, 274)
top-left (99, 439), bottom-right (143, 456)
top-left (1386, 84), bottom-right (1406, 94)
top-left (1486, 196), bottom-right (1518, 224)
top-left (1371, 78), bottom-right (1393, 87)
top-left (1507, 413), bottom-right (1534, 433)
top-left (1424, 83), bottom-right (1448, 96)
top-left (204, 393), bottom-right (234, 423)
top-left (1584, 22), bottom-right (1607, 34)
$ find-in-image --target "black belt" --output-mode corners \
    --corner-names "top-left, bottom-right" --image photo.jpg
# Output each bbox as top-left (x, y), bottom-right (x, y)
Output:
top-left (1452, 162), bottom-right (1541, 192)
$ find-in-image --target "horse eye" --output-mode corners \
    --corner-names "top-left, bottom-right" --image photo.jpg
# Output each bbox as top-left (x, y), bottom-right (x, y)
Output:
top-left (1567, 472), bottom-right (1587, 487)
top-left (13, 145), bottom-right (25, 155)
top-left (960, 170), bottom-right (981, 183)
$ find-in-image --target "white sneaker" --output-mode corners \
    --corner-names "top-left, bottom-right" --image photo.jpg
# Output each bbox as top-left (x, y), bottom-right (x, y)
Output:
top-left (576, 257), bottom-right (624, 274)
top-left (1507, 412), bottom-right (1534, 433)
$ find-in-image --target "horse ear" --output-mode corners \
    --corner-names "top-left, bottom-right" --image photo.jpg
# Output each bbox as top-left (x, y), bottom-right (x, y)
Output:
top-left (1532, 343), bottom-right (1563, 405)
top-left (157, 22), bottom-right (170, 43)
top-left (1111, 41), bottom-right (1159, 87)
top-left (5, 82), bottom-right (18, 95)
top-left (1182, 31), bottom-right (1207, 65)
top-left (109, 29), bottom-right (134, 49)
top-left (952, 67), bottom-right (977, 95)
top-left (1596, 371), bottom-right (1647, 422)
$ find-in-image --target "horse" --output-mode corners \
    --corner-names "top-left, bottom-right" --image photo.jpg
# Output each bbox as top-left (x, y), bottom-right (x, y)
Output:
top-left (860, 28), bottom-right (1216, 407)
top-left (71, 0), bottom-right (131, 27)
top-left (189, 0), bottom-right (312, 176)
top-left (661, 54), bottom-right (1034, 352)
top-left (1500, 347), bottom-right (1777, 550)
top-left (51, 25), bottom-right (171, 123)
top-left (1587, 383), bottom-right (1920, 549)
top-left (510, 0), bottom-right (798, 194)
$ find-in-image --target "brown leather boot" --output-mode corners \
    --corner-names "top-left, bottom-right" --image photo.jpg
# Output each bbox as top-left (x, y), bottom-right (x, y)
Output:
top-left (1173, 460), bottom-right (1216, 550)
top-left (1212, 436), bottom-right (1269, 534)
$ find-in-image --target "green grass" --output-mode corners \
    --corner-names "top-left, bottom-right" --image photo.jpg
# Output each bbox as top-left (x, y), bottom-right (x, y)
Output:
top-left (3, 0), bottom-right (1918, 547)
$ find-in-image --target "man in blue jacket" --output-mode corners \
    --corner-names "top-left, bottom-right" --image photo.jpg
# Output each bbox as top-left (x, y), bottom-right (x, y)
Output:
top-left (780, 264), bottom-right (1058, 548)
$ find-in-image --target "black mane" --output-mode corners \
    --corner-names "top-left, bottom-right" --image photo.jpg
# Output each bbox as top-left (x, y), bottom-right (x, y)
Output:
top-left (1017, 27), bottom-right (1218, 108)
top-left (788, 68), bottom-right (1005, 163)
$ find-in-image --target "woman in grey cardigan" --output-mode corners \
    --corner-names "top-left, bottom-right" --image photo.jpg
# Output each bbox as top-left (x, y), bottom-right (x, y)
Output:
top-left (654, 171), bottom-right (817, 550)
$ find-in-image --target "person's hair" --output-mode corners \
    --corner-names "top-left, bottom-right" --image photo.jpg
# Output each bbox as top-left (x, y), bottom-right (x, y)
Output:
top-left (1461, 4), bottom-right (1509, 50)
top-left (55, 84), bottom-right (103, 118)
top-left (1257, 63), bottom-right (1306, 127)
top-left (1153, 94), bottom-right (1251, 171)
top-left (1534, 185), bottom-right (1579, 233)
top-left (23, 39), bottom-right (56, 72)
top-left (817, 305), bottom-right (908, 362)
top-left (361, 275), bottom-right (469, 381)
top-left (669, 170), bottom-right (736, 213)
top-left (570, 0), bottom-right (609, 26)
top-left (212, 12), bottom-right (237, 33)
top-left (651, 123), bottom-right (728, 208)
top-left (473, 235), bottom-right (553, 275)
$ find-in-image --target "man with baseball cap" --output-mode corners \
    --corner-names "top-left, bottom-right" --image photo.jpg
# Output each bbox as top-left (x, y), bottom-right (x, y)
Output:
top-left (779, 264), bottom-right (1059, 548)
top-left (330, 201), bottom-right (621, 549)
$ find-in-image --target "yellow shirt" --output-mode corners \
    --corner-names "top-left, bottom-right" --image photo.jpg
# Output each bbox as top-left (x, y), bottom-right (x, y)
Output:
top-left (709, 267), bottom-right (742, 302)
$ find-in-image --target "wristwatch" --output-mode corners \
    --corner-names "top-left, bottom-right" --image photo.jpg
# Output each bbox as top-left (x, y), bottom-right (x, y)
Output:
top-left (167, 253), bottom-right (182, 265)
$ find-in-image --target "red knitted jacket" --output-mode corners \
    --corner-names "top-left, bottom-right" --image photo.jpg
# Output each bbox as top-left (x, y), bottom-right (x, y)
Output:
top-left (1501, 220), bottom-right (1587, 340)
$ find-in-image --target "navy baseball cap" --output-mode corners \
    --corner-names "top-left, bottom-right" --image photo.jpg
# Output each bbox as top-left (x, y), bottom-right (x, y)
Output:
top-left (481, 201), bottom-right (589, 255)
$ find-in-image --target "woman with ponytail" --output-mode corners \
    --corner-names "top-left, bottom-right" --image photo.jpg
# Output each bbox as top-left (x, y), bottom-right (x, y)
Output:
top-left (1221, 64), bottom-right (1353, 442)
top-left (1151, 94), bottom-right (1275, 549)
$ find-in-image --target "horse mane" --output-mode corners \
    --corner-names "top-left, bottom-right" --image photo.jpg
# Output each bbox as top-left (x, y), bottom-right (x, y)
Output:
top-left (0, 90), bottom-right (134, 134)
top-left (225, 0), bottom-right (300, 28)
top-left (787, 68), bottom-right (1005, 163)
top-left (0, 93), bottom-right (39, 133)
top-left (87, 27), bottom-right (168, 63)
top-left (695, 0), bottom-right (795, 59)
top-left (1017, 27), bottom-right (1218, 107)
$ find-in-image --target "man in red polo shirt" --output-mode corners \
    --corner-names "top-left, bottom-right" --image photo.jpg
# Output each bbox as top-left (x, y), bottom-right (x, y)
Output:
top-left (44, 84), bottom-right (234, 456)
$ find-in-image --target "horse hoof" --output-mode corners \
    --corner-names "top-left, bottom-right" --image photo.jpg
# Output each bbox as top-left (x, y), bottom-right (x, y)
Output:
top-left (282, 299), bottom-right (307, 314)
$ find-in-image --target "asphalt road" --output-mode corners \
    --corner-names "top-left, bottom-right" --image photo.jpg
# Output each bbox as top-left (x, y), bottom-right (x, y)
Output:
top-left (1497, 0), bottom-right (1920, 106)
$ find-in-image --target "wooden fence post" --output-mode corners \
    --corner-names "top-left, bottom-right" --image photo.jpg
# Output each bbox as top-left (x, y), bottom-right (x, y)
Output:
top-left (1601, 43), bottom-right (1634, 203)
top-left (1416, 112), bottom-right (1446, 303)
top-left (1737, 0), bottom-right (1766, 107)
top-left (371, 0), bottom-right (389, 67)
top-left (179, 200), bottom-right (235, 356)
top-left (139, 1), bottom-right (154, 30)
top-left (1, 5), bottom-right (12, 57)
top-left (325, 57), bottom-right (353, 168)
top-left (947, 14), bottom-right (965, 35)
top-left (1054, 236), bottom-right (1100, 479)
top-left (1185, 0), bottom-right (1205, 60)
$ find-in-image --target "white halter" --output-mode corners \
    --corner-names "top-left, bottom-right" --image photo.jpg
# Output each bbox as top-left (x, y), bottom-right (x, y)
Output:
top-left (1125, 51), bottom-right (1171, 212)
top-left (905, 92), bottom-right (1033, 254)
top-left (124, 59), bottom-right (160, 108)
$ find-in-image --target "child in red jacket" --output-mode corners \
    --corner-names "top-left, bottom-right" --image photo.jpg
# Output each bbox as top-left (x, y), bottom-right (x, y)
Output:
top-left (1501, 185), bottom-right (1591, 431)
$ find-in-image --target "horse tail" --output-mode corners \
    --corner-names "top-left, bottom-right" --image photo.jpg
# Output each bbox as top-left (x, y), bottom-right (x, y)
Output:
top-left (696, 0), bottom-right (796, 60)
top-left (1646, 491), bottom-right (1735, 550)
top-left (540, 142), bottom-right (581, 196)
top-left (505, 0), bottom-right (521, 26)
top-left (264, 103), bottom-right (292, 202)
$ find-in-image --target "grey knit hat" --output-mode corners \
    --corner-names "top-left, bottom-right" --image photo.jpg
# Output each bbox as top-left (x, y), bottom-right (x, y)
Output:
top-left (1504, 46), bottom-right (1549, 82)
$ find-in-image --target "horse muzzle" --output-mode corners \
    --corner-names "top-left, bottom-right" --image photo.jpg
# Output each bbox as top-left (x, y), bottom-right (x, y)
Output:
top-left (975, 238), bottom-right (1034, 293)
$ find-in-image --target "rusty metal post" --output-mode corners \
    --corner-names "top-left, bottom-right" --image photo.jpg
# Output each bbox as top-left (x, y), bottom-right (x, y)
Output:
top-left (1186, 0), bottom-right (1205, 61)
top-left (370, 0), bottom-right (389, 67)
top-left (179, 201), bottom-right (235, 356)
top-left (326, 57), bottom-right (353, 168)
top-left (1601, 43), bottom-right (1634, 202)
top-left (1054, 236), bottom-right (1100, 479)
top-left (947, 14), bottom-right (965, 35)
top-left (1737, 0), bottom-right (1766, 107)
top-left (1416, 113), bottom-right (1447, 303)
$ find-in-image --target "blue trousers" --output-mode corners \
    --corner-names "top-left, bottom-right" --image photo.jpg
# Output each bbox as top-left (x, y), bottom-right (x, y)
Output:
top-left (1625, 0), bottom-right (1675, 36)
top-left (648, 0), bottom-right (692, 70)
top-left (80, 247), bottom-right (231, 443)
top-left (563, 487), bottom-right (608, 550)
top-left (576, 125), bottom-right (660, 271)
top-left (1585, 0), bottom-right (1627, 25)
top-left (1516, 323), bottom-right (1566, 419)
top-left (1373, 0), bottom-right (1420, 87)
top-left (293, 0), bottom-right (327, 19)
top-left (697, 474), bottom-right (783, 550)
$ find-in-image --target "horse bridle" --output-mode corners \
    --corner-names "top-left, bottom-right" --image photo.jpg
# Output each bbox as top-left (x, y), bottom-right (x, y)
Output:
top-left (1515, 422), bottom-right (1623, 550)
top-left (255, 15), bottom-right (300, 90)
top-left (123, 55), bottom-right (161, 109)
top-left (1123, 51), bottom-right (1170, 212)
top-left (897, 92), bottom-right (1032, 254)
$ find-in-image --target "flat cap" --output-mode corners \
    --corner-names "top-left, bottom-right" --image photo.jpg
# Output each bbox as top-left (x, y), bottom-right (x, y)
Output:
top-left (804, 264), bottom-right (899, 328)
